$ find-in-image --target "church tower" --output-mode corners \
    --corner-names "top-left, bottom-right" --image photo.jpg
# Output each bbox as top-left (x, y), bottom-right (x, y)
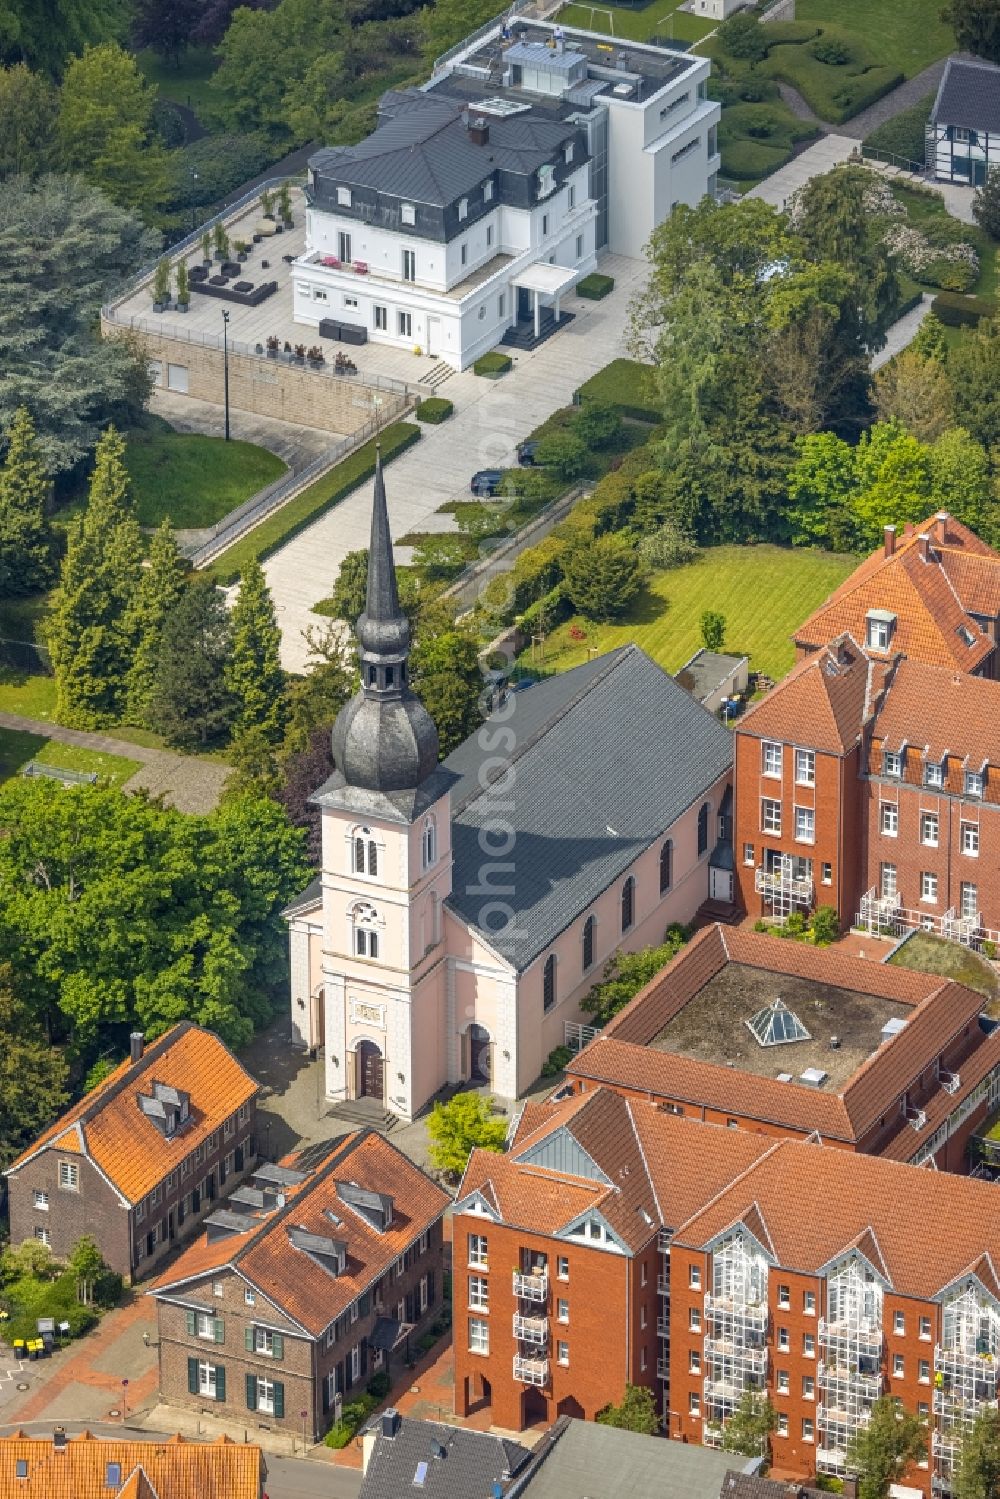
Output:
top-left (314, 451), bottom-right (455, 1121)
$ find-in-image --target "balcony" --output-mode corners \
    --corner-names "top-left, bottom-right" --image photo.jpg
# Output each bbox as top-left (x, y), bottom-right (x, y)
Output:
top-left (754, 864), bottom-right (813, 905)
top-left (513, 1270), bottom-right (548, 1303)
top-left (705, 1336), bottom-right (767, 1374)
top-left (935, 1345), bottom-right (1000, 1395)
top-left (513, 1354), bottom-right (549, 1386)
top-left (818, 1362), bottom-right (882, 1402)
top-left (657, 1316), bottom-right (670, 1339)
top-left (657, 1357), bottom-right (670, 1380)
top-left (816, 1445), bottom-right (847, 1475)
top-left (703, 1421), bottom-right (724, 1448)
top-left (704, 1294), bottom-right (768, 1339)
top-left (513, 1313), bottom-right (548, 1346)
top-left (819, 1319), bottom-right (882, 1359)
top-left (658, 1274), bottom-right (670, 1296)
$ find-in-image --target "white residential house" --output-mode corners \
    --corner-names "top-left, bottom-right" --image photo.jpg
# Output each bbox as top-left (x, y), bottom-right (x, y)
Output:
top-left (929, 56), bottom-right (1000, 184)
top-left (292, 21), bottom-right (720, 370)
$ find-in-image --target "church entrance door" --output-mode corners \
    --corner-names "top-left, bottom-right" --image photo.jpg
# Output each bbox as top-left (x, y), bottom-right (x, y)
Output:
top-left (469, 1024), bottom-right (491, 1084)
top-left (357, 1039), bottom-right (384, 1101)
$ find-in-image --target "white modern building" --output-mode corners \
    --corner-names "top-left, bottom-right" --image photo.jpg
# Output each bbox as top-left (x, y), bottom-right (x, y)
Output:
top-left (292, 20), bottom-right (720, 370)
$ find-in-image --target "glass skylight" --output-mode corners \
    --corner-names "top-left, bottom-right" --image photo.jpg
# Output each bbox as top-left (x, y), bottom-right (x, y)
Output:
top-left (746, 998), bottom-right (811, 1048)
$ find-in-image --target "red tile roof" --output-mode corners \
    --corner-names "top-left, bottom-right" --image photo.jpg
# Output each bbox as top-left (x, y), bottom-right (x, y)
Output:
top-left (871, 656), bottom-right (1000, 766)
top-left (151, 1130), bottom-right (448, 1337)
top-left (738, 636), bottom-right (884, 755)
top-left (0, 1432), bottom-right (263, 1499)
top-left (5, 1023), bottom-right (258, 1205)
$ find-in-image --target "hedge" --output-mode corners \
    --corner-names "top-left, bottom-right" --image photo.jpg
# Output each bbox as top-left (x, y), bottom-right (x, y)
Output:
top-left (931, 291), bottom-right (998, 328)
top-left (206, 423), bottom-right (421, 583)
top-left (893, 288), bottom-right (926, 321)
top-left (863, 93), bottom-right (934, 168)
top-left (416, 397), bottom-right (454, 424)
top-left (474, 351), bottom-right (512, 376)
top-left (576, 272), bottom-right (615, 300)
top-left (576, 358), bottom-right (660, 423)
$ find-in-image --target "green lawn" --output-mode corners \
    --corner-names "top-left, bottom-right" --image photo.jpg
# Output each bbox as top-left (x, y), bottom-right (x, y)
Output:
top-left (557, 0), bottom-right (715, 44)
top-left (137, 47), bottom-right (221, 119)
top-left (125, 423), bottom-right (287, 530)
top-left (0, 727), bottom-right (141, 787)
top-left (797, 0), bottom-right (954, 79)
top-left (519, 545), bottom-right (858, 682)
top-left (0, 672), bottom-right (58, 721)
top-left (888, 931), bottom-right (998, 1002)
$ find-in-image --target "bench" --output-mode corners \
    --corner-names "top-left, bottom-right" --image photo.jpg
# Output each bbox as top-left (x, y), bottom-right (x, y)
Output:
top-left (22, 761), bottom-right (98, 786)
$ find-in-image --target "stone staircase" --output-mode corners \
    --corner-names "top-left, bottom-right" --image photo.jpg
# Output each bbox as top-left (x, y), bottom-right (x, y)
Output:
top-left (423, 360), bottom-right (454, 390)
top-left (326, 1096), bottom-right (399, 1132)
top-left (500, 309), bottom-right (576, 353)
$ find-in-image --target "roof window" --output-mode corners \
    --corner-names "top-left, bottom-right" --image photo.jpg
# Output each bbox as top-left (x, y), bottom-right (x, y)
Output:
top-left (746, 998), bottom-right (811, 1048)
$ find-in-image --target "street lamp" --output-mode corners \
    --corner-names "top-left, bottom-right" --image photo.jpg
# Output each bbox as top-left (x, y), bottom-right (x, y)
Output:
top-left (221, 309), bottom-right (231, 442)
top-left (189, 169), bottom-right (199, 234)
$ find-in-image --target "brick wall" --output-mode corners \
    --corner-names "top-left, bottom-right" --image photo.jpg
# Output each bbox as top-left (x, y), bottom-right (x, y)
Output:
top-left (102, 317), bottom-right (406, 437)
top-left (8, 1154), bottom-right (131, 1276)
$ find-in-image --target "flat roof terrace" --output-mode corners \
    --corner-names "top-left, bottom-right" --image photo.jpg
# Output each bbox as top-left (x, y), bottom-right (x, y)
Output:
top-left (651, 962), bottom-right (910, 1090)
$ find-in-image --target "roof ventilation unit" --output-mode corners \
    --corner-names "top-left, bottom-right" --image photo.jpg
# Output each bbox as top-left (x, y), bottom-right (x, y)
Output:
top-left (799, 1067), bottom-right (828, 1088)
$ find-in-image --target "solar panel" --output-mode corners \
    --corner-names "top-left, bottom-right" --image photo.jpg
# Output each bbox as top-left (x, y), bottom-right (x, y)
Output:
top-left (745, 998), bottom-right (811, 1048)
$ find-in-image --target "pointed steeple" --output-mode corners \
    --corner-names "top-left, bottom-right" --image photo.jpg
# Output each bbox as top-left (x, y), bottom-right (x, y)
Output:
top-left (357, 446), bottom-right (410, 668)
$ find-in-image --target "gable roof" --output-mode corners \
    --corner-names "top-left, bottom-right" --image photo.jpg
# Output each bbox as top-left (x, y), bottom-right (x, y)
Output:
top-left (738, 636), bottom-right (886, 755)
top-left (520, 1417), bottom-right (747, 1499)
top-left (794, 514), bottom-right (1000, 672)
top-left (870, 655), bottom-right (1000, 767)
top-left (359, 1416), bottom-right (533, 1499)
top-left (0, 1432), bottom-right (262, 1499)
top-left (672, 1137), bottom-right (1000, 1300)
top-left (443, 646), bottom-right (733, 971)
top-left (5, 1023), bottom-right (258, 1205)
top-left (932, 55), bottom-right (1000, 133)
top-left (150, 1131), bottom-right (448, 1338)
top-left (718, 1475), bottom-right (828, 1499)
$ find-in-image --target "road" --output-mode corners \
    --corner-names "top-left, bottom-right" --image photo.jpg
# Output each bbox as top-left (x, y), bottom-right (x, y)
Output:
top-left (0, 1422), bottom-right (362, 1499)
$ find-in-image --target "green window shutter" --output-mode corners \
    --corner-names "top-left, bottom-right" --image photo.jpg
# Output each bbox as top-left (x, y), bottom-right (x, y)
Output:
top-left (246, 1373), bottom-right (257, 1411)
top-left (215, 1365), bottom-right (226, 1403)
top-left (185, 1311), bottom-right (196, 1336)
top-left (272, 1332), bottom-right (283, 1361)
top-left (245, 1326), bottom-right (254, 1353)
top-left (187, 1357), bottom-right (198, 1396)
top-left (273, 1381), bottom-right (284, 1420)
top-left (213, 1316), bottom-right (225, 1344)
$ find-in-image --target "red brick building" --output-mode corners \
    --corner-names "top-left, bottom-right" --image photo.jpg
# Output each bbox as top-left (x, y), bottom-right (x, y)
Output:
top-left (565, 924), bottom-right (1000, 1170)
top-left (4, 1023), bottom-right (259, 1282)
top-left (150, 1128), bottom-right (447, 1442)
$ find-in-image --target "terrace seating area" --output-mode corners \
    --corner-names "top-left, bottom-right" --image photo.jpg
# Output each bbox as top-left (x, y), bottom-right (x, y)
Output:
top-left (188, 262), bottom-right (278, 308)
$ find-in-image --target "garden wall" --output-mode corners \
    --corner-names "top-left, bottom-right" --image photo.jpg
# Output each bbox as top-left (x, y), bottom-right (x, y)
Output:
top-left (101, 317), bottom-right (400, 437)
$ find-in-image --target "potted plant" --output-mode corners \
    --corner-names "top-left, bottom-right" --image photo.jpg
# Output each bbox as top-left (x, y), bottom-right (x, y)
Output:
top-left (294, 343), bottom-right (306, 361)
top-left (213, 223), bottom-right (229, 261)
top-left (201, 230), bottom-right (212, 266)
top-left (175, 260), bottom-right (190, 312)
top-left (307, 345), bottom-right (324, 364)
top-left (278, 182), bottom-right (293, 227)
top-left (266, 335), bottom-right (280, 359)
top-left (261, 187), bottom-right (275, 219)
top-left (152, 257), bottom-right (171, 313)
top-left (234, 239), bottom-right (250, 261)
top-left (283, 340), bottom-right (292, 355)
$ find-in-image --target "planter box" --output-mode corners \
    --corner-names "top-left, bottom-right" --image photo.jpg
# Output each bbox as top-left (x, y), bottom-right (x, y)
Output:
top-left (177, 302), bottom-right (189, 313)
top-left (340, 323), bottom-right (367, 346)
top-left (152, 301), bottom-right (166, 313)
top-left (266, 347), bottom-right (279, 359)
top-left (318, 318), bottom-right (343, 340)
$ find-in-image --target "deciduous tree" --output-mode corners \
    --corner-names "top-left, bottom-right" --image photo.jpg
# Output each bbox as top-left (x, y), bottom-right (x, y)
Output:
top-left (956, 1406), bottom-right (1000, 1499)
top-left (426, 1091), bottom-right (507, 1179)
top-left (700, 610), bottom-right (726, 651)
top-left (0, 0), bottom-right (130, 78)
top-left (131, 0), bottom-right (201, 67)
top-left (149, 574), bottom-right (234, 749)
top-left (912, 311), bottom-right (948, 362)
top-left (596, 1385), bottom-right (660, 1434)
top-left (846, 1396), bottom-right (927, 1499)
top-left (721, 1391), bottom-right (778, 1457)
top-left (0, 64), bottom-right (55, 177)
top-left (942, 0), bottom-right (1000, 62)
top-left (873, 347), bottom-right (954, 442)
top-left (581, 928), bottom-right (688, 1027)
top-left (0, 964), bottom-right (69, 1170)
top-left (277, 724), bottom-right (334, 864)
top-left (0, 406), bottom-right (54, 594)
top-left (950, 316), bottom-right (1000, 451)
top-left (410, 604), bottom-right (484, 757)
top-left (57, 44), bottom-right (173, 219)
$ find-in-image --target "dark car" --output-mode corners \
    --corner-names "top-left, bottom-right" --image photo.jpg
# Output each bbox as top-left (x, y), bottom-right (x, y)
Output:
top-left (516, 440), bottom-right (540, 466)
top-left (470, 468), bottom-right (504, 496)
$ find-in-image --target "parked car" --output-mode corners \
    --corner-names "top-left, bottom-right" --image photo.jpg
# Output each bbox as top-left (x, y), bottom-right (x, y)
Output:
top-left (470, 468), bottom-right (505, 496)
top-left (516, 440), bottom-right (540, 466)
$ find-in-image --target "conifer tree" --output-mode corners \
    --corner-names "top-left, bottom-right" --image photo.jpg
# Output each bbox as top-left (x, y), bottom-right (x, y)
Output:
top-left (149, 574), bottom-right (233, 750)
top-left (226, 558), bottom-right (287, 746)
top-left (0, 407), bottom-right (54, 595)
top-left (46, 426), bottom-right (142, 726)
top-left (123, 519), bottom-right (188, 726)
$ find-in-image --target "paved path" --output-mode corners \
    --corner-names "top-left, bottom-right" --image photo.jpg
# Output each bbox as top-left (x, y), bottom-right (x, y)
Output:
top-left (872, 293), bottom-right (933, 371)
top-left (776, 81), bottom-right (822, 127)
top-left (0, 1297), bottom-right (158, 1428)
top-left (0, 711), bottom-right (230, 814)
top-left (262, 254), bottom-right (649, 672)
top-left (838, 58), bottom-right (949, 142)
top-left (748, 133), bottom-right (859, 208)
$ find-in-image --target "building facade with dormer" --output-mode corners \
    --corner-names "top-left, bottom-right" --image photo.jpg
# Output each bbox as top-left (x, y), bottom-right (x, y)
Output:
top-left (285, 457), bottom-right (735, 1121)
top-left (293, 21), bottom-right (719, 368)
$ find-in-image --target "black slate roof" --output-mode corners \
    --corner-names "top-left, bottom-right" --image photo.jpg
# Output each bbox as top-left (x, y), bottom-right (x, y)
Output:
top-left (932, 56), bottom-right (1000, 132)
top-left (444, 645), bottom-right (734, 972)
top-left (359, 1416), bottom-right (533, 1499)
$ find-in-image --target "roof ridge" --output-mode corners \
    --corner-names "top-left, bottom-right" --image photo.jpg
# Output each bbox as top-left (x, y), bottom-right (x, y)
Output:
top-left (625, 1098), bottom-right (663, 1224)
top-left (673, 1137), bottom-right (790, 1242)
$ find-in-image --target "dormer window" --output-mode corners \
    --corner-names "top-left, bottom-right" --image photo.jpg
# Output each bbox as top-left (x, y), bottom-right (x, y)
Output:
top-left (965, 770), bottom-right (984, 797)
top-left (925, 760), bottom-right (944, 788)
top-left (401, 203), bottom-right (415, 226)
top-left (138, 1081), bottom-right (190, 1139)
top-left (458, 198), bottom-right (468, 221)
top-left (957, 624), bottom-right (977, 647)
top-left (336, 186), bottom-right (352, 207)
top-left (483, 180), bottom-right (494, 202)
top-left (866, 609), bottom-right (895, 651)
top-left (883, 751), bottom-right (902, 778)
top-left (564, 142), bottom-right (574, 164)
top-left (538, 163), bottom-right (556, 198)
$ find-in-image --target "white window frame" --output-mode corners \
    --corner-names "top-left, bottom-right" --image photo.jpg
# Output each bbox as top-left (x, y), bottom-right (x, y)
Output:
top-left (257, 1376), bottom-right (275, 1415)
top-left (761, 799), bottom-right (781, 835)
top-left (794, 805), bottom-right (815, 844)
top-left (880, 802), bottom-right (898, 837)
top-left (255, 1327), bottom-right (275, 1356)
top-left (762, 741), bottom-right (782, 778)
top-left (336, 186), bottom-right (352, 207)
top-left (925, 760), bottom-right (944, 788)
top-left (401, 203), bottom-right (415, 226)
top-left (195, 1312), bottom-right (217, 1341)
top-left (961, 881), bottom-right (979, 919)
top-left (198, 1361), bottom-right (217, 1397)
top-left (920, 812), bottom-right (939, 847)
top-left (33, 1190), bottom-right (49, 1211)
top-left (245, 1287), bottom-right (256, 1307)
top-left (883, 751), bottom-right (902, 778)
top-left (881, 862), bottom-right (898, 900)
top-left (965, 770), bottom-right (984, 798)
top-left (795, 749), bottom-right (815, 786)
top-left (468, 1275), bottom-right (488, 1311)
top-left (58, 1160), bottom-right (80, 1193)
top-left (468, 1234), bottom-right (488, 1269)
top-left (398, 311), bottom-right (412, 339)
top-left (469, 1318), bottom-right (489, 1355)
top-left (962, 821), bottom-right (980, 856)
top-left (921, 871), bottom-right (938, 904)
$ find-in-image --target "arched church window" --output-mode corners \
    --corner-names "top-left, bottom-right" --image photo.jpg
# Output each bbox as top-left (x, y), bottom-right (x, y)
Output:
top-left (353, 901), bottom-right (380, 959)
top-left (422, 815), bottom-right (437, 870)
top-left (353, 828), bottom-right (378, 877)
top-left (621, 876), bottom-right (635, 933)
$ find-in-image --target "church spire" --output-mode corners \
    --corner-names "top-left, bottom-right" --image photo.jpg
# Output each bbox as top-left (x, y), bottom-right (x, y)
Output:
top-left (364, 446), bottom-right (400, 625)
top-left (356, 445), bottom-right (410, 680)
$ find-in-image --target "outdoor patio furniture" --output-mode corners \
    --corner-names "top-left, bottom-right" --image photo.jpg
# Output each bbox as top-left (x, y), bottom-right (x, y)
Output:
top-left (282, 254), bottom-right (296, 264)
top-left (208, 275), bottom-right (227, 285)
top-left (340, 322), bottom-right (367, 346)
top-left (260, 259), bottom-right (270, 269)
top-left (318, 318), bottom-right (342, 340)
top-left (189, 265), bottom-right (208, 283)
top-left (234, 280), bottom-right (253, 293)
top-left (190, 278), bottom-right (278, 307)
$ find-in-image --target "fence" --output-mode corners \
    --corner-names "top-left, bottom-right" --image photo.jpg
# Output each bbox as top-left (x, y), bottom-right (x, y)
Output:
top-left (860, 145), bottom-right (928, 177)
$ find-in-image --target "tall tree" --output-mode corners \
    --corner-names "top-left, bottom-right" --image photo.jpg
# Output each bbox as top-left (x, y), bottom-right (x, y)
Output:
top-left (912, 311), bottom-right (948, 362)
top-left (951, 317), bottom-right (1000, 451)
top-left (150, 574), bottom-right (234, 750)
top-left (846, 1396), bottom-right (927, 1499)
top-left (562, 534), bottom-right (646, 621)
top-left (123, 519), bottom-right (189, 726)
top-left (789, 165), bottom-right (900, 350)
top-left (57, 44), bottom-right (173, 219)
top-left (409, 602), bottom-right (485, 757)
top-left (0, 0), bottom-right (130, 79)
top-left (277, 724), bottom-right (333, 864)
top-left (0, 175), bottom-right (156, 475)
top-left (931, 427), bottom-right (993, 540)
top-left (282, 621), bottom-right (355, 758)
top-left (0, 406), bottom-right (54, 595)
top-left (226, 558), bottom-right (287, 747)
top-left (596, 1385), bottom-right (660, 1435)
top-left (0, 64), bottom-right (55, 177)
top-left (327, 548), bottom-right (369, 623)
top-left (956, 1406), bottom-right (1000, 1499)
top-left (873, 347), bottom-right (954, 442)
top-left (46, 427), bottom-right (143, 727)
top-left (132, 0), bottom-right (202, 67)
top-left (721, 1391), bottom-right (778, 1458)
top-left (0, 962), bottom-right (69, 1170)
top-left (942, 0), bottom-right (1000, 62)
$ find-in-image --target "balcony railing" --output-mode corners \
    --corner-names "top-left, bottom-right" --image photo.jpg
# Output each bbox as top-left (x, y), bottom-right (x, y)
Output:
top-left (816, 1445), bottom-right (847, 1474)
top-left (513, 1355), bottom-right (549, 1386)
top-left (703, 1422), bottom-right (724, 1448)
top-left (754, 865), bottom-right (813, 904)
top-left (819, 1319), bottom-right (883, 1358)
top-left (513, 1314), bottom-right (548, 1346)
top-left (704, 1294), bottom-right (768, 1338)
top-left (705, 1336), bottom-right (768, 1373)
top-left (513, 1270), bottom-right (548, 1303)
top-left (935, 1345), bottom-right (1000, 1390)
top-left (657, 1357), bottom-right (670, 1380)
top-left (818, 1362), bottom-right (882, 1401)
top-left (658, 1274), bottom-right (670, 1296)
top-left (657, 1316), bottom-right (670, 1339)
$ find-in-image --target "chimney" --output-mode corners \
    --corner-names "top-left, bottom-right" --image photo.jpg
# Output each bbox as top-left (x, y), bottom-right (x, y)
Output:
top-left (53, 1430), bottom-right (68, 1454)
top-left (382, 1409), bottom-right (401, 1439)
top-left (904, 521), bottom-right (915, 537)
top-left (883, 524), bottom-right (896, 558)
top-left (935, 509), bottom-right (950, 543)
top-left (917, 532), bottom-right (931, 563)
top-left (468, 115), bottom-right (489, 147)
top-left (129, 1031), bottom-right (144, 1063)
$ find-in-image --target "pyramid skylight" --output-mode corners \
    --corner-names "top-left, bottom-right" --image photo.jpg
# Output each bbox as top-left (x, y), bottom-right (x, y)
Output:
top-left (745, 998), bottom-right (811, 1048)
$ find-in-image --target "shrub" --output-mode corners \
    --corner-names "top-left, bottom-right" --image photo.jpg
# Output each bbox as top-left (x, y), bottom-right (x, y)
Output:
top-left (931, 291), bottom-right (997, 328)
top-left (169, 132), bottom-right (278, 211)
top-left (541, 1044), bottom-right (574, 1077)
top-left (782, 910), bottom-right (807, 938)
top-left (324, 1423), bottom-right (354, 1450)
top-left (152, 258), bottom-right (170, 305)
top-left (473, 351), bottom-right (512, 376)
top-left (973, 165), bottom-right (1000, 239)
top-left (563, 534), bottom-right (646, 621)
top-left (577, 358), bottom-right (659, 423)
top-left (574, 402), bottom-right (623, 451)
top-left (638, 520), bottom-right (699, 570)
top-left (367, 1371), bottom-right (391, 1400)
top-left (576, 272), bottom-right (615, 300)
top-left (719, 137), bottom-right (788, 181)
top-left (717, 10), bottom-right (770, 62)
top-left (810, 36), bottom-right (852, 64)
top-left (416, 397), bottom-right (454, 424)
top-left (864, 94), bottom-right (934, 168)
top-left (811, 906), bottom-right (839, 945)
top-left (535, 430), bottom-right (590, 482)
top-left (983, 939), bottom-right (997, 960)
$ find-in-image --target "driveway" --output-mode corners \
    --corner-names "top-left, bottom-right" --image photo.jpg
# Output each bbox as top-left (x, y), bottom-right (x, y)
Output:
top-left (747, 134), bottom-right (859, 208)
top-left (263, 253), bottom-right (649, 671)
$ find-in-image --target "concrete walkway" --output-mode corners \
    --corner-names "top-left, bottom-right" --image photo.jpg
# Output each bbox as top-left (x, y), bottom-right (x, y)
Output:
top-left (0, 710), bottom-right (230, 814)
top-left (747, 134), bottom-right (859, 208)
top-left (871, 293), bottom-right (933, 371)
top-left (261, 254), bottom-right (649, 673)
top-left (837, 58), bottom-right (949, 141)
